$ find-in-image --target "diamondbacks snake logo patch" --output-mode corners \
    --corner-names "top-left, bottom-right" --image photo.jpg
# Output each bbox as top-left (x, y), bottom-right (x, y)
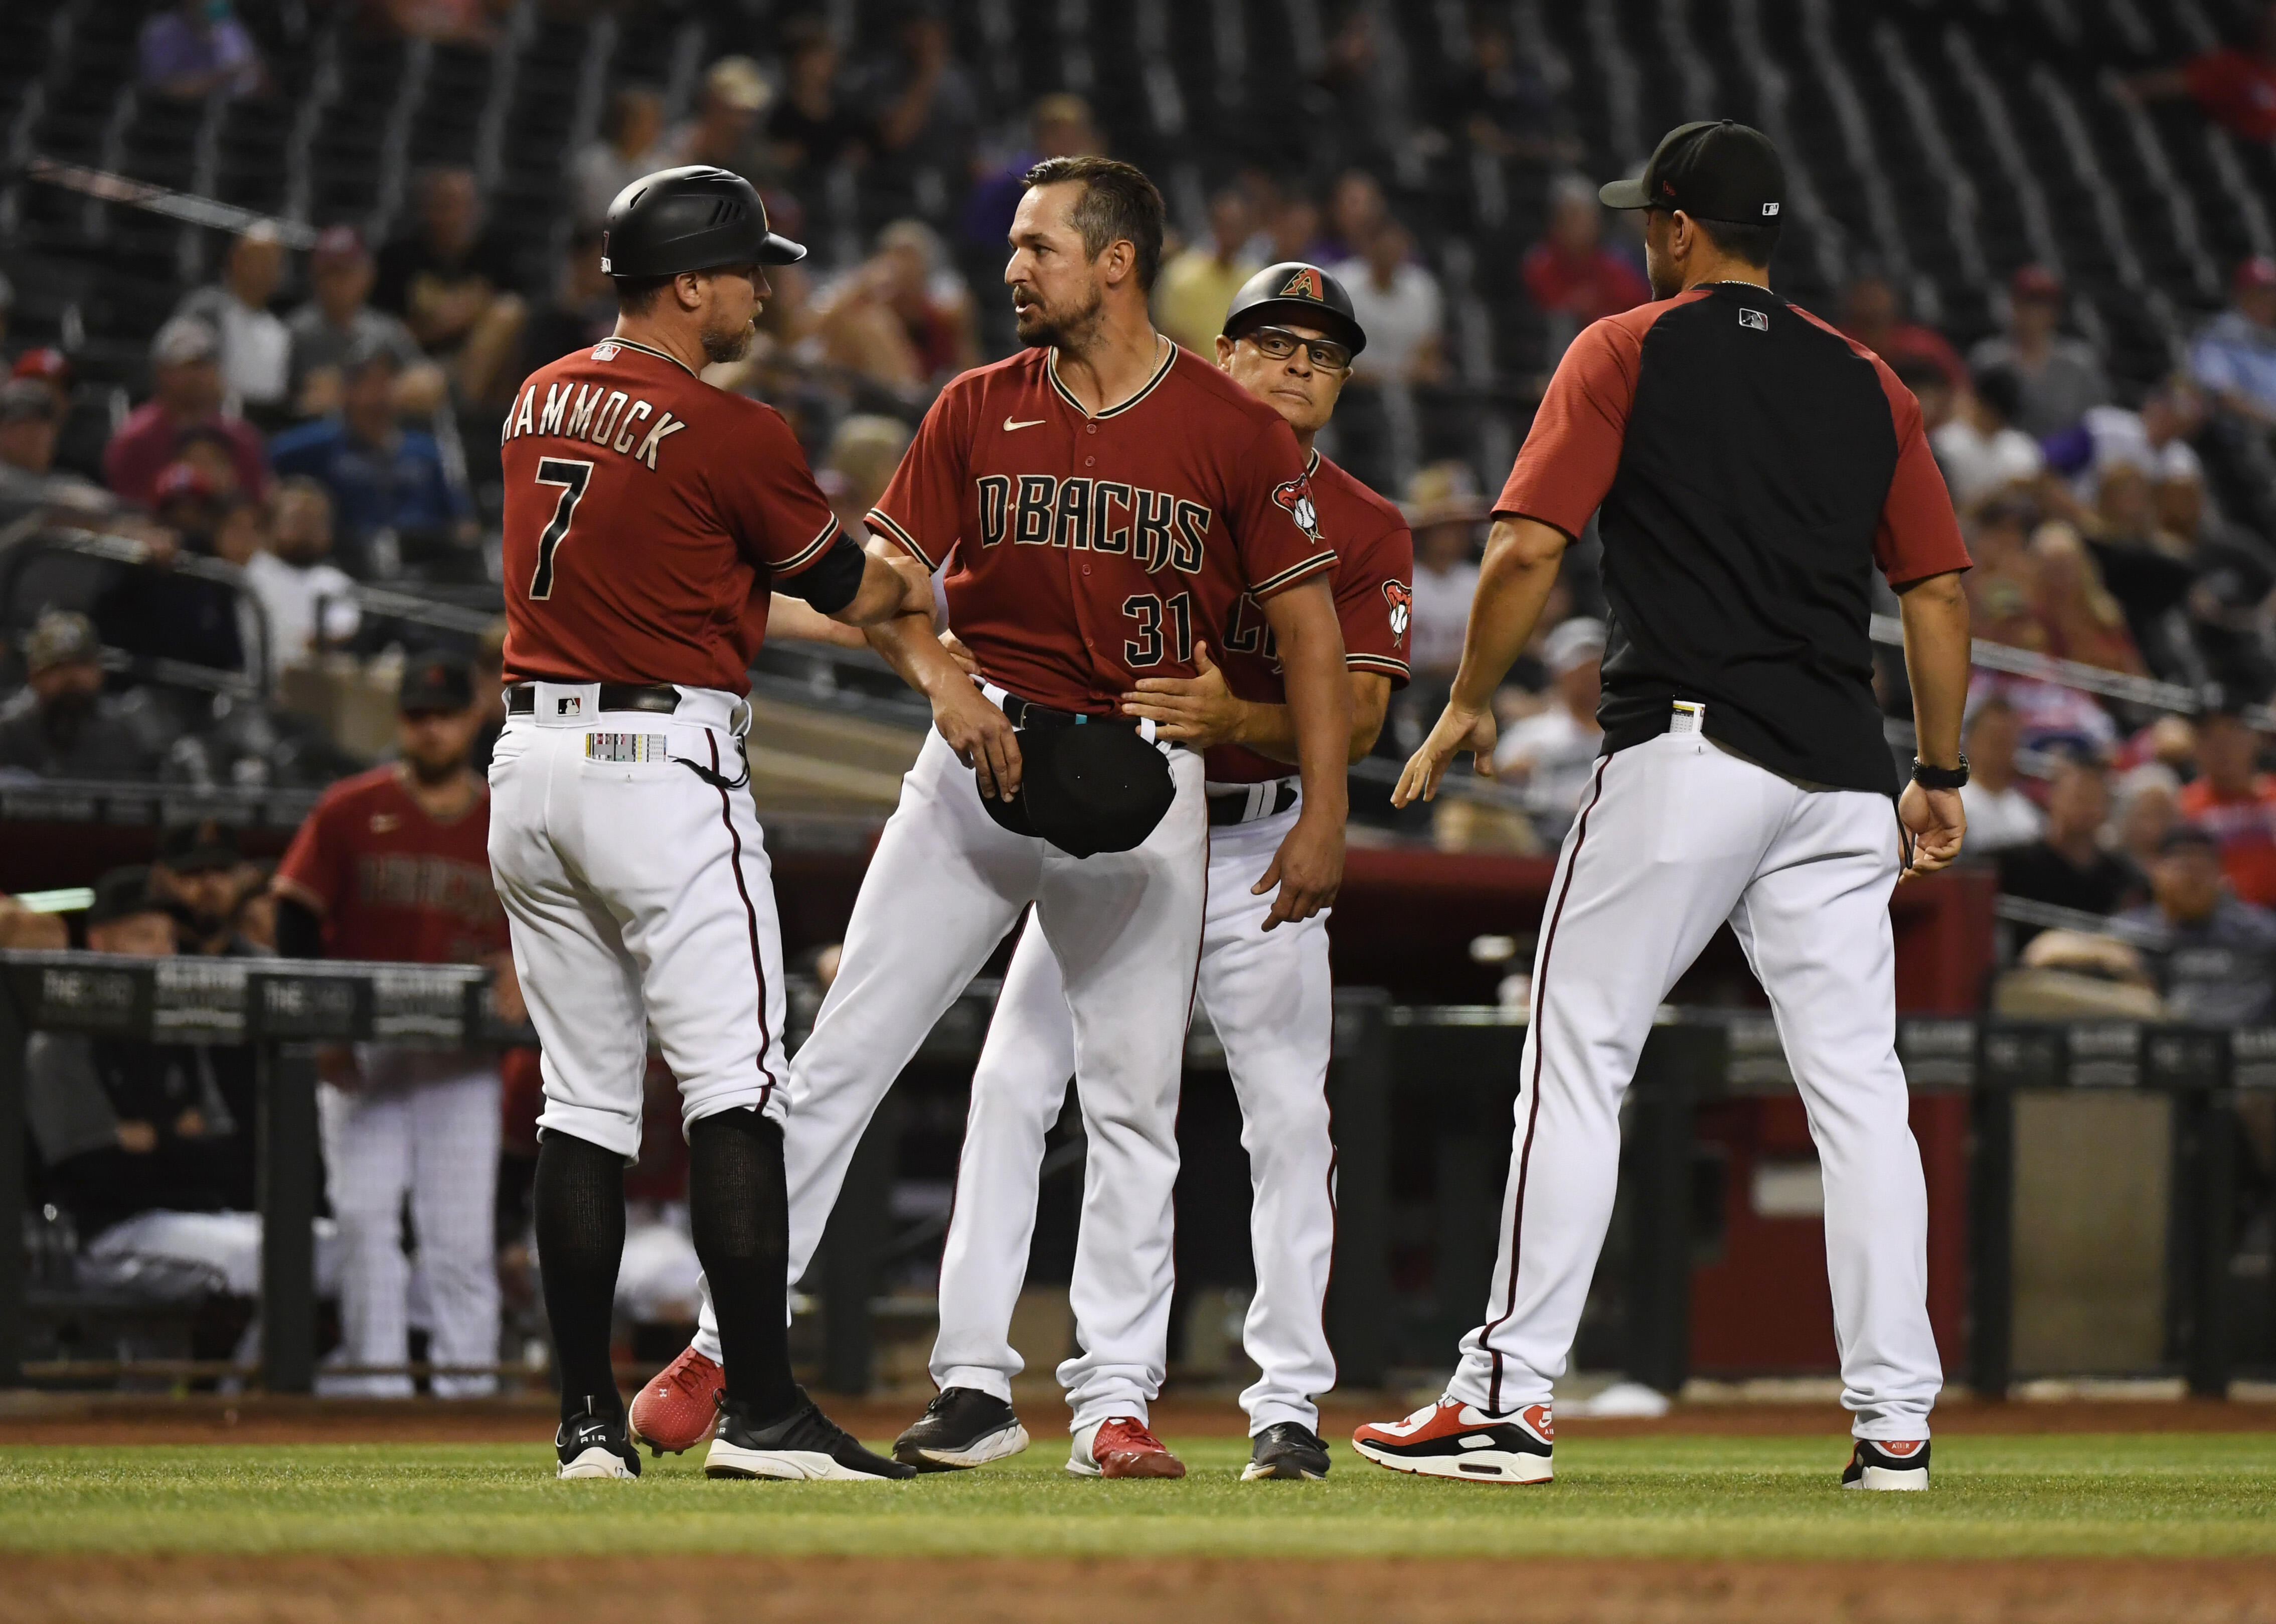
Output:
top-left (1272, 476), bottom-right (1322, 544)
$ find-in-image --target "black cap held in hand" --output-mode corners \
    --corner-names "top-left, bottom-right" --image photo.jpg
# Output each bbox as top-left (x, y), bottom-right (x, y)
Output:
top-left (1599, 120), bottom-right (1785, 227)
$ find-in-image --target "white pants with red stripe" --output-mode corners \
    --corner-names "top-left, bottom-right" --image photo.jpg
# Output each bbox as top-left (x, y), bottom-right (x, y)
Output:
top-left (1448, 728), bottom-right (1943, 1441)
top-left (691, 722), bottom-right (1210, 1432)
top-left (925, 798), bottom-right (1337, 1435)
top-left (487, 683), bottom-right (790, 1160)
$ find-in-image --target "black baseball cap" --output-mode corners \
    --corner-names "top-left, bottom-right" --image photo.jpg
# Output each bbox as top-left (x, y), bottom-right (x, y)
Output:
top-left (1599, 120), bottom-right (1785, 227)
top-left (398, 657), bottom-right (474, 714)
top-left (86, 865), bottom-right (172, 927)
top-left (158, 820), bottom-right (240, 875)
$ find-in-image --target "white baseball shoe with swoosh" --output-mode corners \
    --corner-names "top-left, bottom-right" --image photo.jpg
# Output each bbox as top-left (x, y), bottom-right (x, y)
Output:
top-left (1352, 1398), bottom-right (1554, 1483)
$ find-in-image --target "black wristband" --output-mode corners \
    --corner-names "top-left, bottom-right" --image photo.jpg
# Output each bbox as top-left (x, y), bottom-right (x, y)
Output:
top-left (1911, 754), bottom-right (1970, 790)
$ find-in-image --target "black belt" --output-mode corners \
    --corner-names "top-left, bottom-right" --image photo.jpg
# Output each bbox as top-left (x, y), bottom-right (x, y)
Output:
top-left (1000, 693), bottom-right (1136, 731)
top-left (1206, 780), bottom-right (1299, 826)
top-left (506, 682), bottom-right (680, 716)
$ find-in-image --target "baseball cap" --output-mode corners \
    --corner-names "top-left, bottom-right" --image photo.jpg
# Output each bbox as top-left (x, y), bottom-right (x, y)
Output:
top-left (2010, 264), bottom-right (2063, 301)
top-left (311, 224), bottom-right (369, 267)
top-left (2236, 257), bottom-right (2276, 295)
top-left (153, 460), bottom-right (221, 507)
top-left (24, 609), bottom-right (100, 673)
top-left (1599, 120), bottom-right (1785, 227)
top-left (0, 378), bottom-right (55, 424)
top-left (12, 347), bottom-right (71, 385)
top-left (398, 656), bottom-right (474, 714)
top-left (86, 866), bottom-right (173, 928)
top-left (158, 820), bottom-right (241, 875)
top-left (1543, 617), bottom-right (1608, 677)
top-left (703, 55), bottom-right (771, 113)
top-left (150, 315), bottom-right (220, 367)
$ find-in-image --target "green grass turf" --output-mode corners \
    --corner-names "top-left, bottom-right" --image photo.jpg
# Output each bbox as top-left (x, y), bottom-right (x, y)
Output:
top-left (2, 1435), bottom-right (2270, 1562)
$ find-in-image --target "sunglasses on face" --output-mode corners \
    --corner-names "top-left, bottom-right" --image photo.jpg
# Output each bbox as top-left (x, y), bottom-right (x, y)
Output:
top-left (1244, 326), bottom-right (1354, 373)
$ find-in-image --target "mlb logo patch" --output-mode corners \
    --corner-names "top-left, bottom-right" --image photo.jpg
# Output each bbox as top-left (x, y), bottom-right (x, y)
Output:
top-left (555, 695), bottom-right (583, 716)
top-left (591, 342), bottom-right (621, 361)
top-left (1738, 308), bottom-right (1770, 332)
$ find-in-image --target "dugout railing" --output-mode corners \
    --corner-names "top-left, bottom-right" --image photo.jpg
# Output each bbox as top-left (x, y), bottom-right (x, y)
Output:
top-left (0, 950), bottom-right (2263, 1398)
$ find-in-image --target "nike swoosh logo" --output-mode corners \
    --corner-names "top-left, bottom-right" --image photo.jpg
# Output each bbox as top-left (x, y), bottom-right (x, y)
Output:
top-left (1004, 417), bottom-right (1047, 431)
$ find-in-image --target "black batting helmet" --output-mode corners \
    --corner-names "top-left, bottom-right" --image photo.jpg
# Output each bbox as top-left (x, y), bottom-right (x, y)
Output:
top-left (1221, 261), bottom-right (1366, 358)
top-left (600, 166), bottom-right (805, 279)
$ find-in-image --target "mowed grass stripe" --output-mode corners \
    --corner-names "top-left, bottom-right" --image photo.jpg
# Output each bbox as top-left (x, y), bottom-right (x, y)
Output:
top-left (2, 1436), bottom-right (2270, 1561)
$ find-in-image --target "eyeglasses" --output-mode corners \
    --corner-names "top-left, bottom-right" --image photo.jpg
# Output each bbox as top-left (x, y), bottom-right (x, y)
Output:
top-left (1243, 326), bottom-right (1354, 373)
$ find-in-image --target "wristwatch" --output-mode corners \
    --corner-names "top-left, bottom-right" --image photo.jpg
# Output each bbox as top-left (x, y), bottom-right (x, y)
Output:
top-left (1911, 754), bottom-right (1970, 790)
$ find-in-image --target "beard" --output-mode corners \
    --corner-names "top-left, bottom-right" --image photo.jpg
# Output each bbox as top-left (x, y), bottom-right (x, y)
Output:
top-left (405, 748), bottom-right (464, 787)
top-left (1013, 277), bottom-right (1103, 350)
top-left (700, 318), bottom-right (755, 365)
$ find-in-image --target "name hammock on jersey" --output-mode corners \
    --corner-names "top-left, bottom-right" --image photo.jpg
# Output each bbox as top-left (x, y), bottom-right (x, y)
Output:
top-left (585, 732), bottom-right (672, 763)
top-left (500, 378), bottom-right (689, 471)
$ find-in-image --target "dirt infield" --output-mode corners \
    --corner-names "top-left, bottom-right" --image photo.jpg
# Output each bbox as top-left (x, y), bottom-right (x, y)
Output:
top-left (6, 1554), bottom-right (2272, 1624)
top-left (2, 1391), bottom-right (2270, 1446)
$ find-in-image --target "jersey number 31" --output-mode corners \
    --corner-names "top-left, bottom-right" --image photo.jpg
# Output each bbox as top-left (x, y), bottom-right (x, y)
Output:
top-left (528, 457), bottom-right (593, 600)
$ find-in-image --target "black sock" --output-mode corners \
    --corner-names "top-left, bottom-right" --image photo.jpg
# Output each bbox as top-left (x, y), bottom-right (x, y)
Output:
top-left (688, 1108), bottom-right (799, 1420)
top-left (534, 1128), bottom-right (626, 1422)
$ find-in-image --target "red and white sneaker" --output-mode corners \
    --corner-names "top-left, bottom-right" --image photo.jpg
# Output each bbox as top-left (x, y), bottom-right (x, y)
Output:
top-left (628, 1346), bottom-right (723, 1456)
top-left (1352, 1398), bottom-right (1554, 1484)
top-left (1067, 1416), bottom-right (1186, 1479)
top-left (1842, 1438), bottom-right (1929, 1490)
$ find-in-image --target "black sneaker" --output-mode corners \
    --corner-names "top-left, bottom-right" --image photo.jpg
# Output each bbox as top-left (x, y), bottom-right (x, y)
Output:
top-left (556, 1395), bottom-right (640, 1480)
top-left (1242, 1421), bottom-right (1332, 1481)
top-left (704, 1389), bottom-right (917, 1481)
top-left (1842, 1438), bottom-right (1929, 1491)
top-left (892, 1387), bottom-right (1032, 1472)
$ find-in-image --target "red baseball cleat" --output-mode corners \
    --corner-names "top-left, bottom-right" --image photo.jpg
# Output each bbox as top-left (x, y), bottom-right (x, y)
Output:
top-left (1066, 1416), bottom-right (1186, 1479)
top-left (1352, 1398), bottom-right (1554, 1483)
top-left (628, 1345), bottom-right (723, 1456)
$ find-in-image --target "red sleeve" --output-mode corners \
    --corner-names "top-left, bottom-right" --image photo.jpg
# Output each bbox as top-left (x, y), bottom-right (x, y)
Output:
top-left (1229, 415), bottom-right (1338, 599)
top-left (1869, 356), bottom-right (1973, 586)
top-left (2184, 50), bottom-right (2245, 110)
top-left (712, 405), bottom-right (843, 578)
top-left (1336, 513), bottom-right (1414, 687)
top-left (274, 792), bottom-right (347, 916)
top-left (867, 385), bottom-right (969, 571)
top-left (1494, 311), bottom-right (1646, 538)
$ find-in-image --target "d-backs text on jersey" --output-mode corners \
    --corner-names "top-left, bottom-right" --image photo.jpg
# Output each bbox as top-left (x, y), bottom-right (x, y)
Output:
top-left (971, 469), bottom-right (1321, 578)
top-left (498, 343), bottom-right (689, 472)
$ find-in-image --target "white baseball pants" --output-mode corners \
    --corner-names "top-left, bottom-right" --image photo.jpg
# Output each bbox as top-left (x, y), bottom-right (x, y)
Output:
top-left (1449, 728), bottom-right (1943, 1441)
top-left (317, 1056), bottom-right (500, 1398)
top-left (926, 798), bottom-right (1337, 1433)
top-left (487, 684), bottom-right (791, 1158)
top-left (694, 723), bottom-right (1209, 1431)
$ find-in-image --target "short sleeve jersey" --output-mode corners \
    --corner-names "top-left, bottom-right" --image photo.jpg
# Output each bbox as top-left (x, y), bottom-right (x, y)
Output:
top-left (1205, 448), bottom-right (1415, 785)
top-left (1497, 284), bottom-right (1971, 795)
top-left (867, 344), bottom-right (1338, 713)
top-left (498, 338), bottom-right (844, 694)
top-left (274, 766), bottom-right (508, 964)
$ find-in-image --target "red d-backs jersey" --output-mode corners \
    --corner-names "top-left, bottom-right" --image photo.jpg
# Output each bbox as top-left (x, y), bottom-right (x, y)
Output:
top-left (497, 337), bottom-right (843, 694)
top-left (1206, 449), bottom-right (1414, 784)
top-left (867, 344), bottom-right (1338, 713)
top-left (275, 766), bottom-right (508, 964)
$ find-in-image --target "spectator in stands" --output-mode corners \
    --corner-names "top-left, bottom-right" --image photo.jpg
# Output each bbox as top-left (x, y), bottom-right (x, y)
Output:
top-left (286, 227), bottom-right (440, 420)
top-left (769, 24), bottom-right (869, 186)
top-left (1959, 693), bottom-right (2045, 853)
top-left (174, 228), bottom-right (292, 422)
top-left (1932, 365), bottom-right (2043, 512)
top-left (809, 220), bottom-right (979, 396)
top-left (1967, 266), bottom-right (2111, 439)
top-left (1403, 462), bottom-right (1486, 688)
top-left (0, 379), bottom-right (113, 531)
top-left (519, 230), bottom-right (616, 371)
top-left (138, 0), bottom-right (264, 101)
top-left (1521, 174), bottom-right (1650, 362)
top-left (2177, 703), bottom-right (2276, 907)
top-left (1492, 617), bottom-right (1604, 839)
top-left (373, 167), bottom-right (526, 408)
top-left (270, 344), bottom-right (473, 577)
top-left (1338, 221), bottom-right (1446, 386)
top-left (858, 2), bottom-right (982, 210)
top-left (962, 93), bottom-right (1100, 255)
top-left (104, 318), bottom-right (269, 509)
top-left (671, 56), bottom-right (777, 186)
top-left (1963, 495), bottom-right (2050, 655)
top-left (2083, 462), bottom-right (2205, 683)
top-left (13, 346), bottom-right (72, 418)
top-left (2123, 3), bottom-right (2276, 145)
top-left (1264, 195), bottom-right (1326, 269)
top-left (2031, 522), bottom-right (2145, 675)
top-left (2116, 762), bottom-right (2184, 873)
top-left (0, 612), bottom-right (160, 781)
top-left (1452, 15), bottom-right (1570, 166)
top-left (244, 477), bottom-right (360, 679)
top-left (2118, 826), bottom-right (2276, 1025)
top-left (1891, 354), bottom-right (1957, 440)
top-left (2191, 258), bottom-right (2276, 432)
top-left (94, 462), bottom-right (248, 675)
top-left (1322, 171), bottom-right (1389, 265)
top-left (153, 822), bottom-right (252, 958)
top-left (1155, 188), bottom-right (1260, 356)
top-left (1996, 748), bottom-right (2145, 937)
top-left (2043, 377), bottom-right (2207, 507)
top-left (818, 413), bottom-right (913, 537)
top-left (570, 84), bottom-right (668, 230)
top-left (1840, 266), bottom-right (1966, 393)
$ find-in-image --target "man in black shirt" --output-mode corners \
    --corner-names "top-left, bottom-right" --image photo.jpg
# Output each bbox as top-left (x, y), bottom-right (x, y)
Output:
top-left (1995, 748), bottom-right (2145, 944)
top-left (1357, 122), bottom-right (1972, 1493)
top-left (373, 166), bottom-right (526, 407)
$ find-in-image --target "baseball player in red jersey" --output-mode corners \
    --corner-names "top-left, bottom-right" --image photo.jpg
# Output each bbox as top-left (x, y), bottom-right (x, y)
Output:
top-left (487, 166), bottom-right (932, 1481)
top-left (876, 263), bottom-right (1411, 1483)
top-left (641, 157), bottom-right (1353, 1478)
top-left (273, 657), bottom-right (517, 1399)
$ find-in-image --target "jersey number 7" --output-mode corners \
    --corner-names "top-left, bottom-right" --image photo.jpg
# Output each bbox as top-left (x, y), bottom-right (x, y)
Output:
top-left (529, 457), bottom-right (594, 600)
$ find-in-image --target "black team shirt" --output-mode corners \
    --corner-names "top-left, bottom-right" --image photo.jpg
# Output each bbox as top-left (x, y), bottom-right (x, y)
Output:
top-left (1496, 282), bottom-right (1971, 794)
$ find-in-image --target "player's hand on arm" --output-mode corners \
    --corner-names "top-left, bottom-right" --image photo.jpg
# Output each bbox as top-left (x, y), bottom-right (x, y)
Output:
top-left (1894, 568), bottom-right (1971, 882)
top-left (1254, 579), bottom-right (1351, 930)
top-left (767, 592), bottom-right (871, 649)
top-left (826, 537), bottom-right (936, 628)
top-left (865, 606), bottom-right (1023, 801)
top-left (937, 629), bottom-right (980, 675)
top-left (1119, 643), bottom-right (1253, 751)
top-left (1395, 515), bottom-right (1568, 806)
